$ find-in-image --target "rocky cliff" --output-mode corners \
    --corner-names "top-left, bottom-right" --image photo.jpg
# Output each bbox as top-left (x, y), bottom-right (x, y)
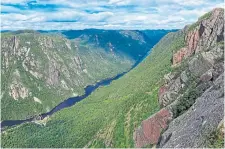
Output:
top-left (2, 30), bottom-right (159, 120)
top-left (134, 8), bottom-right (224, 148)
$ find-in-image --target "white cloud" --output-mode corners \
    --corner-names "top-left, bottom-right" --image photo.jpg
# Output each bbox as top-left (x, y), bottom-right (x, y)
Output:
top-left (1, 0), bottom-right (28, 4)
top-left (1, 0), bottom-right (224, 30)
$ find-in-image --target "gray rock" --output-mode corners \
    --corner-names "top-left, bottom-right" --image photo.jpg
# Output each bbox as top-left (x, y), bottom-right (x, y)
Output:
top-left (169, 77), bottom-right (182, 93)
top-left (200, 69), bottom-right (213, 82)
top-left (201, 44), bottom-right (224, 65)
top-left (195, 8), bottom-right (224, 52)
top-left (46, 61), bottom-right (60, 86)
top-left (188, 54), bottom-right (212, 77)
top-left (159, 77), bottom-right (182, 107)
top-left (180, 71), bottom-right (188, 83)
top-left (160, 91), bottom-right (178, 107)
top-left (196, 81), bottom-right (213, 93)
top-left (159, 74), bottom-right (224, 148)
top-left (164, 72), bottom-right (176, 84)
top-left (212, 62), bottom-right (224, 80)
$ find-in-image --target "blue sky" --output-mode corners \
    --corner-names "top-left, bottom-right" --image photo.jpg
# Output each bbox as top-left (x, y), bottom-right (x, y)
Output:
top-left (1, 0), bottom-right (224, 30)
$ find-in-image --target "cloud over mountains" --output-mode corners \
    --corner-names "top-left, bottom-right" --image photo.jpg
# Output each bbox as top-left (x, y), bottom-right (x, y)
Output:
top-left (1, 0), bottom-right (224, 30)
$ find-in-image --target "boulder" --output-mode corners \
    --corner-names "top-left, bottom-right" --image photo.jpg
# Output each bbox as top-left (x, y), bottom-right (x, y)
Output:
top-left (180, 71), bottom-right (188, 83)
top-left (159, 92), bottom-right (178, 107)
top-left (133, 108), bottom-right (173, 148)
top-left (185, 8), bottom-right (224, 55)
top-left (201, 44), bottom-right (224, 65)
top-left (200, 69), bottom-right (213, 82)
top-left (163, 72), bottom-right (176, 84)
top-left (158, 77), bottom-right (182, 107)
top-left (169, 77), bottom-right (182, 92)
top-left (188, 54), bottom-right (212, 77)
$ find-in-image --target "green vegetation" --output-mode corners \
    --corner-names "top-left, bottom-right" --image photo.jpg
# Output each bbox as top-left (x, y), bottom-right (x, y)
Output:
top-left (188, 11), bottom-right (212, 31)
top-left (171, 31), bottom-right (186, 53)
top-left (1, 32), bottom-right (135, 120)
top-left (172, 84), bottom-right (200, 118)
top-left (207, 127), bottom-right (224, 148)
top-left (1, 30), bottom-right (185, 148)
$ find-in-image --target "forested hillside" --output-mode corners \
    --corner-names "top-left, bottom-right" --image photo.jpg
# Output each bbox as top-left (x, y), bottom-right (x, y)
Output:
top-left (1, 30), bottom-right (170, 120)
top-left (1, 8), bottom-right (224, 148)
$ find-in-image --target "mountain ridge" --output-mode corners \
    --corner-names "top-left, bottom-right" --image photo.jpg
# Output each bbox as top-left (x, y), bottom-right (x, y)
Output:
top-left (134, 7), bottom-right (224, 148)
top-left (1, 29), bottom-right (171, 121)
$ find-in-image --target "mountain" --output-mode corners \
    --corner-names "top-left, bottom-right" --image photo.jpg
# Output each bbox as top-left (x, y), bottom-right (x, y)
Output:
top-left (1, 8), bottom-right (224, 148)
top-left (62, 29), bottom-right (152, 61)
top-left (50, 29), bottom-right (173, 61)
top-left (134, 8), bottom-right (224, 148)
top-left (1, 29), bottom-right (170, 121)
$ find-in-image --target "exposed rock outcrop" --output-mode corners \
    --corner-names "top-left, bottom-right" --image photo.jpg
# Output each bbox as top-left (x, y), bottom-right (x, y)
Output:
top-left (134, 8), bottom-right (224, 148)
top-left (158, 74), bottom-right (224, 148)
top-left (9, 82), bottom-right (29, 100)
top-left (200, 69), bottom-right (213, 82)
top-left (195, 8), bottom-right (224, 52)
top-left (46, 61), bottom-right (60, 86)
top-left (186, 28), bottom-right (199, 55)
top-left (133, 108), bottom-right (173, 147)
top-left (158, 75), bottom-right (182, 107)
top-left (172, 8), bottom-right (224, 65)
top-left (188, 54), bottom-right (212, 77)
top-left (173, 47), bottom-right (188, 65)
top-left (8, 70), bottom-right (29, 100)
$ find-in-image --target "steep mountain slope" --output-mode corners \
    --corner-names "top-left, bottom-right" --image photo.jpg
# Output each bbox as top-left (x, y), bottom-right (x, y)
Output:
top-left (1, 8), bottom-right (224, 148)
top-left (1, 30), bottom-right (169, 121)
top-left (1, 27), bottom-right (184, 148)
top-left (134, 8), bottom-right (224, 148)
top-left (142, 29), bottom-right (178, 45)
top-left (61, 29), bottom-right (173, 61)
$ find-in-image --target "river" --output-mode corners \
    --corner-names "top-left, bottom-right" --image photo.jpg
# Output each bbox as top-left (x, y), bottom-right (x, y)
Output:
top-left (1, 67), bottom-right (130, 130)
top-left (1, 48), bottom-right (153, 130)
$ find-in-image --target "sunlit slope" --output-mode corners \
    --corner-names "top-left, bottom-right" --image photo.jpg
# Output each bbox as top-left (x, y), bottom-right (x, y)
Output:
top-left (1, 30), bottom-right (185, 148)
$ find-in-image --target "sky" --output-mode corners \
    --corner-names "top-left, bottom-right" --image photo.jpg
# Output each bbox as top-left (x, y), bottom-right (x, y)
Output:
top-left (1, 0), bottom-right (224, 30)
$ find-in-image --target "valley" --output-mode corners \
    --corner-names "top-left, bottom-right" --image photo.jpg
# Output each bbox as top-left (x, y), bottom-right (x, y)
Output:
top-left (1, 30), bottom-right (171, 121)
top-left (1, 6), bottom-right (224, 149)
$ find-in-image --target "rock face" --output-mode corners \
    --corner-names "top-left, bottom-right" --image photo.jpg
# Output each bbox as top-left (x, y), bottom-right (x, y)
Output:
top-left (9, 82), bottom-right (29, 100)
top-left (159, 74), bottom-right (224, 148)
top-left (188, 54), bottom-right (212, 77)
top-left (133, 108), bottom-right (173, 147)
top-left (173, 47), bottom-right (188, 65)
top-left (172, 8), bottom-right (224, 65)
top-left (2, 30), bottom-right (155, 120)
top-left (134, 8), bottom-right (224, 148)
top-left (158, 75), bottom-right (182, 107)
top-left (46, 62), bottom-right (60, 86)
top-left (195, 8), bottom-right (224, 52)
top-left (186, 28), bottom-right (199, 55)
